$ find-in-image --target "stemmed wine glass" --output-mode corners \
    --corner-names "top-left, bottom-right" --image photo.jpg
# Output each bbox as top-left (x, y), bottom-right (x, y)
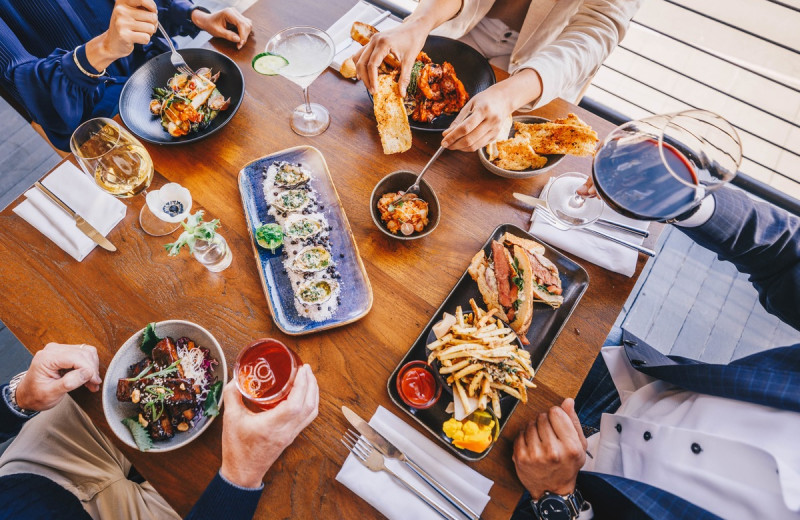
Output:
top-left (265, 26), bottom-right (335, 136)
top-left (545, 109), bottom-right (742, 225)
top-left (70, 118), bottom-right (181, 236)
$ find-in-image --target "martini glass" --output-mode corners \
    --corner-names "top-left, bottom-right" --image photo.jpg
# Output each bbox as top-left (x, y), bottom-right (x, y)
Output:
top-left (266, 26), bottom-right (335, 136)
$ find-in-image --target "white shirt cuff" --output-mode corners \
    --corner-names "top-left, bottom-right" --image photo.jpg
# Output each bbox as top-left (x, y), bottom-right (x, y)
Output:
top-left (674, 196), bottom-right (715, 228)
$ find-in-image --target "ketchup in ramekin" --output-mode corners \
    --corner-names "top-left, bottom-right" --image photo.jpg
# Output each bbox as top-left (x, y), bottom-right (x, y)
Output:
top-left (396, 360), bottom-right (441, 409)
top-left (234, 339), bottom-right (301, 411)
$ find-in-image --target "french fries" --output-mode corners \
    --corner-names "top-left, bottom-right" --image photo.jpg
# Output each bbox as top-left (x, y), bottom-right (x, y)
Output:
top-left (427, 299), bottom-right (536, 418)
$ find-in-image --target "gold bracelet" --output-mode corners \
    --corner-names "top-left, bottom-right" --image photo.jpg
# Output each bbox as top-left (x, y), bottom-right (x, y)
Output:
top-left (73, 47), bottom-right (107, 79)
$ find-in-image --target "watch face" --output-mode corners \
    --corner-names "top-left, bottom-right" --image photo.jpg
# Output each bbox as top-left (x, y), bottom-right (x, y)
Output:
top-left (539, 496), bottom-right (571, 519)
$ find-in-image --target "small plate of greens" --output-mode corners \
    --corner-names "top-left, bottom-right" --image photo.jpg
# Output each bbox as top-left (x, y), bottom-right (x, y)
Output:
top-left (102, 320), bottom-right (227, 452)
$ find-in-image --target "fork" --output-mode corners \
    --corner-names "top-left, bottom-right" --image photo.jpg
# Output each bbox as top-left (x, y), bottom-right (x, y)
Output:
top-left (535, 208), bottom-right (656, 257)
top-left (341, 430), bottom-right (461, 520)
top-left (157, 22), bottom-right (195, 76)
top-left (389, 145), bottom-right (446, 206)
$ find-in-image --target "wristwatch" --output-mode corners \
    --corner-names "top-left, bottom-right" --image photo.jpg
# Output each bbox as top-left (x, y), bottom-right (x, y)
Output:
top-left (531, 489), bottom-right (584, 520)
top-left (2, 372), bottom-right (39, 419)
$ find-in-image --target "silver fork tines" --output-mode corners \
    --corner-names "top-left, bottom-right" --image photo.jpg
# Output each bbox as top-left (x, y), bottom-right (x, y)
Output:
top-left (157, 22), bottom-right (194, 76)
top-left (340, 429), bottom-right (460, 520)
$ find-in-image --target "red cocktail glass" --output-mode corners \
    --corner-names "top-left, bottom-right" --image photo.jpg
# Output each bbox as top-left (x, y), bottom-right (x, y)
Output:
top-left (234, 339), bottom-right (301, 411)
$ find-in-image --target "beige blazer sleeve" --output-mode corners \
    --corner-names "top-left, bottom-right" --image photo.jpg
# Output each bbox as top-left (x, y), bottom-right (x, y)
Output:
top-left (430, 0), bottom-right (496, 39)
top-left (513, 0), bottom-right (644, 109)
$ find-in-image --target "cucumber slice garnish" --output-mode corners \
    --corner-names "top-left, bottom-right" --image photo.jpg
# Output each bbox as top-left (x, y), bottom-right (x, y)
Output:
top-left (252, 52), bottom-right (289, 76)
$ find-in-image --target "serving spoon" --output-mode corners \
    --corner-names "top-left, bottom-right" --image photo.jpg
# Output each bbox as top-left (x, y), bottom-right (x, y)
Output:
top-left (388, 145), bottom-right (446, 206)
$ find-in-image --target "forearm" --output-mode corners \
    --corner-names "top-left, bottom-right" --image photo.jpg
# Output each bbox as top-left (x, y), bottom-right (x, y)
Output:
top-left (678, 187), bottom-right (800, 329)
top-left (404, 0), bottom-right (463, 35)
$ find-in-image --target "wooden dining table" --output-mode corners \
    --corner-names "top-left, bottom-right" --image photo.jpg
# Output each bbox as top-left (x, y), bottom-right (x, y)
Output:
top-left (0, 0), bottom-right (661, 518)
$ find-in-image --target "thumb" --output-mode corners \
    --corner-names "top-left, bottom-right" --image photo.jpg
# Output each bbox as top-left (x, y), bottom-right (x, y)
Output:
top-left (220, 28), bottom-right (241, 43)
top-left (561, 398), bottom-right (588, 449)
top-left (59, 367), bottom-right (94, 393)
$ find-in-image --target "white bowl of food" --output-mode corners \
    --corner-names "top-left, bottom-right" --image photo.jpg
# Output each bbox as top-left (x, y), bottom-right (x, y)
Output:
top-left (478, 116), bottom-right (565, 179)
top-left (102, 320), bottom-right (227, 452)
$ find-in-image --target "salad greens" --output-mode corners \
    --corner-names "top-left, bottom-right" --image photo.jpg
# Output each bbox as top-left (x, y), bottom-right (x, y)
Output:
top-left (140, 322), bottom-right (161, 356)
top-left (203, 381), bottom-right (223, 417)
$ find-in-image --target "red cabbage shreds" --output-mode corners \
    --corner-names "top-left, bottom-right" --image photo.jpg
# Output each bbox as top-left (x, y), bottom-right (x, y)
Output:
top-left (200, 347), bottom-right (219, 383)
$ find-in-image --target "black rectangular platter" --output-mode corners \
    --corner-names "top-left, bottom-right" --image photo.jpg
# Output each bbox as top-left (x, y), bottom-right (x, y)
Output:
top-left (387, 224), bottom-right (590, 461)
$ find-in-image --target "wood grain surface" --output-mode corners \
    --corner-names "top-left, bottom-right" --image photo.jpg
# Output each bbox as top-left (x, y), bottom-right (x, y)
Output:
top-left (0, 1), bottom-right (660, 518)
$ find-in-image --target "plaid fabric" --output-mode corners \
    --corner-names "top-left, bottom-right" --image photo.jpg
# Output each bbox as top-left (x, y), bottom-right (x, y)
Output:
top-left (568, 189), bottom-right (800, 519)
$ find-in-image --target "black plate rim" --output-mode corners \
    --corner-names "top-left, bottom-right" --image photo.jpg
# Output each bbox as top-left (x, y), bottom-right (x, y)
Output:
top-left (118, 48), bottom-right (245, 145)
top-left (386, 223), bottom-right (590, 461)
top-left (367, 35), bottom-right (496, 133)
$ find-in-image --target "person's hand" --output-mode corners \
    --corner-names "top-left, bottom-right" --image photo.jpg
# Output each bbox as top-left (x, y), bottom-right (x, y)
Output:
top-left (14, 343), bottom-right (102, 412)
top-left (352, 21), bottom-right (429, 96)
top-left (576, 176), bottom-right (598, 198)
top-left (512, 398), bottom-right (587, 500)
top-left (102, 0), bottom-right (159, 61)
top-left (440, 82), bottom-right (516, 152)
top-left (220, 364), bottom-right (319, 488)
top-left (191, 7), bottom-right (253, 50)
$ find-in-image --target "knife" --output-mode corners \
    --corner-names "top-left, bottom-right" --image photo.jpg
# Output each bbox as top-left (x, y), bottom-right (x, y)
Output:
top-left (342, 406), bottom-right (480, 520)
top-left (334, 10), bottom-right (392, 57)
top-left (512, 192), bottom-right (649, 238)
top-left (35, 181), bottom-right (117, 252)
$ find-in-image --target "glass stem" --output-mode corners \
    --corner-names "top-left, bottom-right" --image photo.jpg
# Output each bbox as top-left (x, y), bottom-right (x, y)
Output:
top-left (302, 87), bottom-right (313, 117)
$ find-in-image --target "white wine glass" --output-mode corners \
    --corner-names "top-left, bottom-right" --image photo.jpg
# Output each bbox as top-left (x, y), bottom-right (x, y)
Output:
top-left (265, 26), bottom-right (335, 136)
top-left (70, 118), bottom-right (179, 236)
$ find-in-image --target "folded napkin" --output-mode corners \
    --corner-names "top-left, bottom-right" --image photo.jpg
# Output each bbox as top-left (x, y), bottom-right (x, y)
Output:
top-left (13, 162), bottom-right (127, 261)
top-left (327, 1), bottom-right (401, 73)
top-left (336, 406), bottom-right (493, 520)
top-left (529, 179), bottom-right (650, 277)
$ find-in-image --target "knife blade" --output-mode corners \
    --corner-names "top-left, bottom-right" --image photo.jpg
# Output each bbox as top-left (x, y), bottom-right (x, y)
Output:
top-left (512, 192), bottom-right (649, 238)
top-left (342, 406), bottom-right (480, 520)
top-left (35, 181), bottom-right (117, 252)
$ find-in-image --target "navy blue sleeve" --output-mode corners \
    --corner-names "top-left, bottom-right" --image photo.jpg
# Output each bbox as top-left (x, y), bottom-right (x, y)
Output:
top-left (577, 471), bottom-right (722, 520)
top-left (184, 472), bottom-right (263, 520)
top-left (160, 0), bottom-right (203, 38)
top-left (0, 384), bottom-right (30, 443)
top-left (678, 187), bottom-right (800, 330)
top-left (0, 16), bottom-right (108, 149)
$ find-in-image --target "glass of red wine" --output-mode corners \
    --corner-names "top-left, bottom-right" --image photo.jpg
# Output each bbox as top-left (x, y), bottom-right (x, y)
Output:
top-left (549, 110), bottom-right (742, 224)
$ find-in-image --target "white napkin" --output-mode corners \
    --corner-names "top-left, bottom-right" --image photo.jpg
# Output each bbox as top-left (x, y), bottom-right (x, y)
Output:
top-left (327, 1), bottom-right (401, 73)
top-left (529, 179), bottom-right (650, 277)
top-left (336, 406), bottom-right (494, 520)
top-left (13, 162), bottom-right (127, 262)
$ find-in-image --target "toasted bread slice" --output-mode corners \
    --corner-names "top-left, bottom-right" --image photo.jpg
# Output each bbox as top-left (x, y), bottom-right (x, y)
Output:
top-left (502, 232), bottom-right (546, 256)
top-left (340, 57), bottom-right (356, 79)
top-left (485, 115), bottom-right (514, 161)
top-left (553, 113), bottom-right (591, 128)
top-left (514, 117), bottom-right (598, 157)
top-left (351, 22), bottom-right (378, 45)
top-left (350, 22), bottom-right (400, 69)
top-left (373, 75), bottom-right (412, 154)
top-left (492, 136), bottom-right (547, 170)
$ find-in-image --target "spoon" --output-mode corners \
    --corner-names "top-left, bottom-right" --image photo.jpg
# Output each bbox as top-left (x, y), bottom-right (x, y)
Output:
top-left (389, 145), bottom-right (446, 206)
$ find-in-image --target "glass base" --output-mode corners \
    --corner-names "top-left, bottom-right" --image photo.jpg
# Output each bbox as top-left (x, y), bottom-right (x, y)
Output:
top-left (291, 103), bottom-right (330, 136)
top-left (139, 205), bottom-right (181, 237)
top-left (545, 173), bottom-right (605, 228)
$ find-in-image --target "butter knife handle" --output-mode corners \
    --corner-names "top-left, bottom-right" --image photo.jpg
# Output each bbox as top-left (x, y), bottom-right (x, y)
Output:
top-left (384, 465), bottom-right (461, 520)
top-left (405, 457), bottom-right (481, 520)
top-left (35, 181), bottom-right (75, 217)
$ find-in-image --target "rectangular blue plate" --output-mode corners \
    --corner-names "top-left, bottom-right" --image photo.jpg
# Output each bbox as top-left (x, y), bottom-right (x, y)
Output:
top-left (238, 146), bottom-right (373, 335)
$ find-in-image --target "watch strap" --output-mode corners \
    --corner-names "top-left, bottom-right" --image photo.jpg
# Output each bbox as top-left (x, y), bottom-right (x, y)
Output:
top-left (3, 372), bottom-right (39, 419)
